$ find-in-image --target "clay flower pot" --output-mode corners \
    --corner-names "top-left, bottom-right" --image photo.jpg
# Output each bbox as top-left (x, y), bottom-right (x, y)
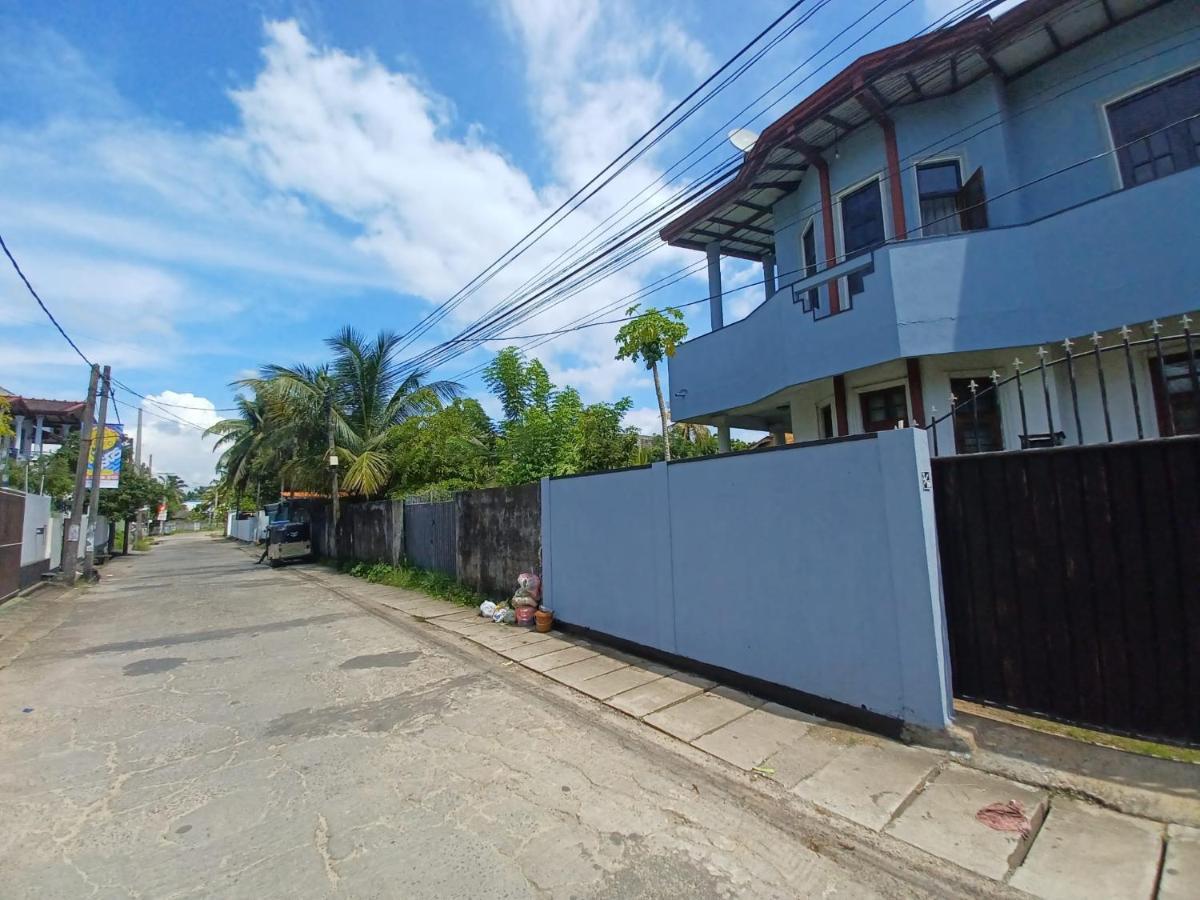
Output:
top-left (534, 609), bottom-right (554, 633)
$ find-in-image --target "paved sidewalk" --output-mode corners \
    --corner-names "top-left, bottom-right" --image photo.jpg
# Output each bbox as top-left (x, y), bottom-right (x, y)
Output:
top-left (299, 561), bottom-right (1199, 900)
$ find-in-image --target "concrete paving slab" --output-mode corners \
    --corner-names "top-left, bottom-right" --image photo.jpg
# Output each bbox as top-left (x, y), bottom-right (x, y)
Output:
top-left (884, 764), bottom-right (1048, 880)
top-left (544, 655), bottom-right (628, 687)
top-left (607, 673), bottom-right (716, 718)
top-left (522, 645), bottom-right (598, 672)
top-left (795, 741), bottom-right (938, 831)
top-left (500, 637), bottom-right (574, 661)
top-left (1160, 824), bottom-right (1200, 900)
top-left (576, 665), bottom-right (669, 701)
top-left (644, 691), bottom-right (757, 743)
top-left (408, 603), bottom-right (462, 619)
top-left (1009, 798), bottom-right (1162, 900)
top-left (760, 730), bottom-right (853, 790)
top-left (431, 617), bottom-right (490, 635)
top-left (692, 704), bottom-right (818, 771)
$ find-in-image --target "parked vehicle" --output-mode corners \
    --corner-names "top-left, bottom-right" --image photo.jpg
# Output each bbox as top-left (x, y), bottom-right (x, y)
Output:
top-left (261, 502), bottom-right (312, 567)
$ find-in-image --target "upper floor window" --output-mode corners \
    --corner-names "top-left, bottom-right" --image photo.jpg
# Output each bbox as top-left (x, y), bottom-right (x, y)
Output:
top-left (916, 161), bottom-right (988, 235)
top-left (841, 179), bottom-right (884, 297)
top-left (917, 161), bottom-right (962, 236)
top-left (1107, 67), bottom-right (1200, 188)
top-left (800, 221), bottom-right (818, 311)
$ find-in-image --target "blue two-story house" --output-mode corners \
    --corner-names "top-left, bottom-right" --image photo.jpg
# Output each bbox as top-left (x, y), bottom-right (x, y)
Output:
top-left (662, 0), bottom-right (1200, 454)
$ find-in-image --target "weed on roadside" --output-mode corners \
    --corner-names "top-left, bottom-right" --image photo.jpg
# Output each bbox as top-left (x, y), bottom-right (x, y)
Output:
top-left (341, 561), bottom-right (483, 607)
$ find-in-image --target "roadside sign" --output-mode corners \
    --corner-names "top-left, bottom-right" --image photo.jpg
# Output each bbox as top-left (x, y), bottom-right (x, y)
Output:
top-left (156, 503), bottom-right (167, 522)
top-left (85, 424), bottom-right (124, 489)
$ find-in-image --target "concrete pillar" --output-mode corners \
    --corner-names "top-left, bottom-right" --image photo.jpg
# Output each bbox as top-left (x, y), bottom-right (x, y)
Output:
top-left (717, 418), bottom-right (731, 453)
top-left (762, 253), bottom-right (776, 300)
top-left (770, 428), bottom-right (787, 447)
top-left (12, 415), bottom-right (25, 458)
top-left (706, 241), bottom-right (724, 331)
top-left (34, 414), bottom-right (45, 457)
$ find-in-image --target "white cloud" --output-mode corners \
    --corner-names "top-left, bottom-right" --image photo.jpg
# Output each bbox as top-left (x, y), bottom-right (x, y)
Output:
top-left (137, 392), bottom-right (221, 488)
top-left (2, 7), bottom-right (714, 421)
top-left (624, 405), bottom-right (665, 435)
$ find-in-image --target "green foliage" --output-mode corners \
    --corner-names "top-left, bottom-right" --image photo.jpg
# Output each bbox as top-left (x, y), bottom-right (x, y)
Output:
top-left (220, 331), bottom-right (644, 505)
top-left (484, 350), bottom-right (638, 484)
top-left (614, 305), bottom-right (688, 370)
top-left (389, 398), bottom-right (496, 495)
top-left (0, 396), bottom-right (12, 440)
top-left (98, 447), bottom-right (168, 523)
top-left (344, 561), bottom-right (483, 607)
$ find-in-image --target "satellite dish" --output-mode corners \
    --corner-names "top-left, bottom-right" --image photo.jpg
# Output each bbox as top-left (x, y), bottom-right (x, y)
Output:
top-left (728, 128), bottom-right (759, 153)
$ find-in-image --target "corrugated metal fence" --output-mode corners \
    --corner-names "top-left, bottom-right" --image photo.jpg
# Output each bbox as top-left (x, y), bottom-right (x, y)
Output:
top-left (402, 499), bottom-right (457, 576)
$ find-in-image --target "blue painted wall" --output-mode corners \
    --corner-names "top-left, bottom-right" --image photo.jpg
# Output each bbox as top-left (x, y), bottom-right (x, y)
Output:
top-left (671, 3), bottom-right (1200, 422)
top-left (541, 429), bottom-right (953, 730)
top-left (671, 162), bottom-right (1200, 421)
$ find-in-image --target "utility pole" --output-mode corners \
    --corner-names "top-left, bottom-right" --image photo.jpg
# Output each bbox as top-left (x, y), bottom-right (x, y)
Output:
top-left (135, 407), bottom-right (143, 465)
top-left (134, 407), bottom-right (145, 542)
top-left (61, 365), bottom-right (99, 583)
top-left (327, 399), bottom-right (340, 529)
top-left (83, 366), bottom-right (111, 580)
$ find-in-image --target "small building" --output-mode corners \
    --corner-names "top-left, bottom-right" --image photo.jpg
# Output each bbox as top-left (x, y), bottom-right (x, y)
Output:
top-left (661, 0), bottom-right (1200, 454)
top-left (0, 387), bottom-right (86, 460)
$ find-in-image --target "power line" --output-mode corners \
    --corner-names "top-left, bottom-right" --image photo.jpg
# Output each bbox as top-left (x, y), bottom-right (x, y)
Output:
top-left (389, 0), bottom-right (1002, 378)
top-left (389, 0), bottom-right (822, 358)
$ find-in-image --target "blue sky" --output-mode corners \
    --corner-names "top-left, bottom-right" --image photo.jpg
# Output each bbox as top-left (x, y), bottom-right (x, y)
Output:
top-left (0, 0), bottom-right (963, 484)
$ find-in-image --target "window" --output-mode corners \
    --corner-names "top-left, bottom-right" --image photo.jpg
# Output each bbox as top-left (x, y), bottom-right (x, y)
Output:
top-left (859, 385), bottom-right (908, 433)
top-left (800, 222), bottom-right (818, 311)
top-left (950, 377), bottom-right (1004, 453)
top-left (1107, 67), bottom-right (1200, 188)
top-left (1151, 350), bottom-right (1200, 435)
top-left (917, 161), bottom-right (962, 236)
top-left (840, 180), bottom-right (884, 297)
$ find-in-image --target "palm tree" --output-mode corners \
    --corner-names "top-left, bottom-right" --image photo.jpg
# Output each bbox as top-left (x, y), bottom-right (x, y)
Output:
top-left (204, 394), bottom-right (272, 510)
top-left (242, 329), bottom-right (462, 500)
top-left (325, 327), bottom-right (461, 496)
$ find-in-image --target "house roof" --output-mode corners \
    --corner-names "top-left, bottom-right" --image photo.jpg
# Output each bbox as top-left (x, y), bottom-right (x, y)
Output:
top-left (2, 392), bottom-right (87, 422)
top-left (660, 0), bottom-right (1167, 259)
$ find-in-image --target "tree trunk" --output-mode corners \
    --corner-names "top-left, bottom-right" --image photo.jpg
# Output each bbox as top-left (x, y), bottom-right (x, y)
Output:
top-left (122, 518), bottom-right (130, 556)
top-left (651, 363), bottom-right (671, 462)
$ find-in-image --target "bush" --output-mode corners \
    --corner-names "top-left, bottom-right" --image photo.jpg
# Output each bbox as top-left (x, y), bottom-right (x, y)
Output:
top-left (342, 561), bottom-right (483, 607)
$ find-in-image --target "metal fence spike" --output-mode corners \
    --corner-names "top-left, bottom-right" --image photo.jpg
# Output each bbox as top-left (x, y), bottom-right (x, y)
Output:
top-left (1091, 331), bottom-right (1103, 345)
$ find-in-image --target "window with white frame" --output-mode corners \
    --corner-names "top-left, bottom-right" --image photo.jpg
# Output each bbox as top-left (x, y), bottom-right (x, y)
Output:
top-left (1107, 66), bottom-right (1200, 188)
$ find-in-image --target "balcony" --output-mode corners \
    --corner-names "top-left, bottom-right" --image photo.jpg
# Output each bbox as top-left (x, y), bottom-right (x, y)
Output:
top-left (667, 166), bottom-right (1200, 424)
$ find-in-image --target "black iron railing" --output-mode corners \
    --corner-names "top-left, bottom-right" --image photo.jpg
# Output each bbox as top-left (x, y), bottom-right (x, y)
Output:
top-left (921, 316), bottom-right (1199, 456)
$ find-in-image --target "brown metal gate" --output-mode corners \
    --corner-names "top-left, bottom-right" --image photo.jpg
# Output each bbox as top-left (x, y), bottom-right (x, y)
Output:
top-left (1, 489), bottom-right (25, 604)
top-left (932, 436), bottom-right (1200, 745)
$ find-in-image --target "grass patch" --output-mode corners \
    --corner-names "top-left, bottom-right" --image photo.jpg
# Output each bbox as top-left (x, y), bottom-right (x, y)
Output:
top-left (342, 561), bottom-right (484, 607)
top-left (133, 537), bottom-right (154, 552)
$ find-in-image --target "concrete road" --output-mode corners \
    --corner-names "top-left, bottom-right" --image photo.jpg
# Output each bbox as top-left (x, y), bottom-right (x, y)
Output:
top-left (0, 535), bottom-right (995, 898)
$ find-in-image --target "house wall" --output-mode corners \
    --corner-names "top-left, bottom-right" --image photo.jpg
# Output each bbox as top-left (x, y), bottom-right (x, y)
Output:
top-left (680, 4), bottom-right (1199, 427)
top-left (19, 493), bottom-right (51, 588)
top-left (671, 165), bottom-right (1200, 423)
top-left (541, 429), bottom-right (953, 730)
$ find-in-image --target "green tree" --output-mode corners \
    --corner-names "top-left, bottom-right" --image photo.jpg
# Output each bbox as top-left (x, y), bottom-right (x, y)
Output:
top-left (484, 348), bottom-right (637, 483)
top-left (0, 396), bottom-right (12, 440)
top-left (204, 393), bottom-right (276, 509)
top-left (615, 305), bottom-right (688, 460)
top-left (390, 398), bottom-right (496, 496)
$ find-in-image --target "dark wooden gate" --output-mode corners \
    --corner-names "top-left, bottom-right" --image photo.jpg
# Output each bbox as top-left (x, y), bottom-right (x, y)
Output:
top-left (933, 436), bottom-right (1200, 745)
top-left (1, 489), bottom-right (26, 605)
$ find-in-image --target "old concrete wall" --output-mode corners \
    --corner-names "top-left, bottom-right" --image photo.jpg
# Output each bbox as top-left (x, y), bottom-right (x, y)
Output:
top-left (541, 430), bottom-right (953, 731)
top-left (456, 484), bottom-right (541, 600)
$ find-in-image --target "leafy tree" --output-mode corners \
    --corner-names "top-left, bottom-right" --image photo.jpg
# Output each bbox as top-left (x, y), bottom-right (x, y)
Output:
top-left (484, 349), bottom-right (638, 483)
top-left (615, 305), bottom-right (687, 460)
top-left (0, 396), bottom-right (12, 440)
top-left (390, 398), bottom-right (496, 495)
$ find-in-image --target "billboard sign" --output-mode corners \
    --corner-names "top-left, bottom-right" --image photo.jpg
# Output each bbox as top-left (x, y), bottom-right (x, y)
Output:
top-left (85, 424), bottom-right (124, 489)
